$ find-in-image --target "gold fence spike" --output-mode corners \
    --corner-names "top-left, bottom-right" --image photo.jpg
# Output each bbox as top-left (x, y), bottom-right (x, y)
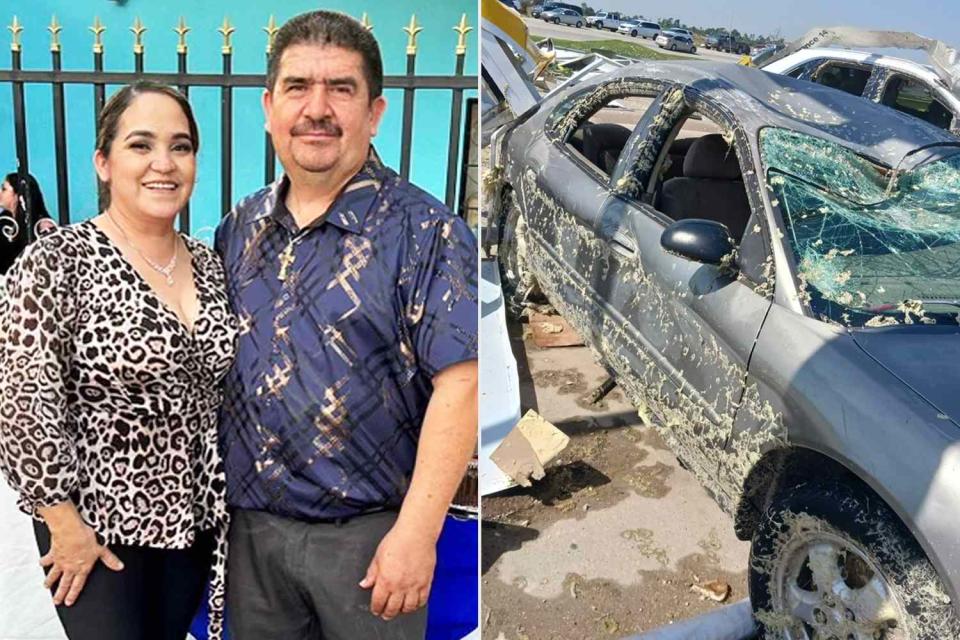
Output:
top-left (174, 16), bottom-right (190, 54)
top-left (8, 15), bottom-right (23, 52)
top-left (263, 15), bottom-right (279, 54)
top-left (360, 13), bottom-right (373, 32)
top-left (218, 16), bottom-right (235, 54)
top-left (403, 14), bottom-right (422, 56)
top-left (453, 13), bottom-right (471, 56)
top-left (89, 16), bottom-right (105, 54)
top-left (130, 17), bottom-right (147, 55)
top-left (48, 15), bottom-right (62, 53)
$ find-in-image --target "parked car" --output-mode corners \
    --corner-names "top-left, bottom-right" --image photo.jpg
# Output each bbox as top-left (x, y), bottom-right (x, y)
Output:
top-left (586, 11), bottom-right (622, 31)
top-left (531, 2), bottom-right (582, 18)
top-left (489, 59), bottom-right (960, 639)
top-left (656, 31), bottom-right (696, 53)
top-left (619, 20), bottom-right (661, 39)
top-left (763, 48), bottom-right (960, 134)
top-left (540, 8), bottom-right (583, 27)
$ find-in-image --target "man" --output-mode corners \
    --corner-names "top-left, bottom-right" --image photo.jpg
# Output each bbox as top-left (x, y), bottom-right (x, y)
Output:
top-left (215, 10), bottom-right (478, 639)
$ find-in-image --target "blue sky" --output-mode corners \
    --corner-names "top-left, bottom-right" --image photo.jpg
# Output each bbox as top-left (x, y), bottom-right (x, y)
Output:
top-left (597, 0), bottom-right (960, 43)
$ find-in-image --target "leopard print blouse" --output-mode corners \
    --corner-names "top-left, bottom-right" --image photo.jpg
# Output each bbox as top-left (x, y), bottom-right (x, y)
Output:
top-left (0, 220), bottom-right (238, 637)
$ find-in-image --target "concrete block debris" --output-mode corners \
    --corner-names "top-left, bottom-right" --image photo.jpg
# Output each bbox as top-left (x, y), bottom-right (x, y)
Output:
top-left (489, 410), bottom-right (571, 487)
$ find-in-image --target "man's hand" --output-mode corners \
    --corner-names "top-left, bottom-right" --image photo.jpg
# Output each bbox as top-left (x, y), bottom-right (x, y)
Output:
top-left (359, 522), bottom-right (437, 620)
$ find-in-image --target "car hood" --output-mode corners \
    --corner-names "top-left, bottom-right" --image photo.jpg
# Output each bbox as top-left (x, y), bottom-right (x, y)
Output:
top-left (852, 328), bottom-right (960, 427)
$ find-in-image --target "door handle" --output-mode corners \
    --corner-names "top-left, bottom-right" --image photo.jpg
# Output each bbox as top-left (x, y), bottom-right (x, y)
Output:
top-left (611, 232), bottom-right (638, 260)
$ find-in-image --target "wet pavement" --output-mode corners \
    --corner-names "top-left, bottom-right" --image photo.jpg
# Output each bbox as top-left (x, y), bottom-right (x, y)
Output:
top-left (481, 320), bottom-right (751, 639)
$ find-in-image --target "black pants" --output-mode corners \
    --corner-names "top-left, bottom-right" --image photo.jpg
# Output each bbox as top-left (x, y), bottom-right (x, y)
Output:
top-left (227, 509), bottom-right (428, 640)
top-left (34, 521), bottom-right (215, 640)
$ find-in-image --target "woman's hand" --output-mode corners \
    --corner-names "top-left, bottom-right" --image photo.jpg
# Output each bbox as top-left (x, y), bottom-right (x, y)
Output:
top-left (37, 502), bottom-right (124, 606)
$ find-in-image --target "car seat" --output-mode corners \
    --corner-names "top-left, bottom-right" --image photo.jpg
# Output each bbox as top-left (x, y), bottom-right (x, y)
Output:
top-left (581, 123), bottom-right (632, 175)
top-left (659, 134), bottom-right (751, 240)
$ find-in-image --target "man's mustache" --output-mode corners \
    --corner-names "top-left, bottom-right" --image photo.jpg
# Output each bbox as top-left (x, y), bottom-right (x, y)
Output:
top-left (291, 119), bottom-right (343, 136)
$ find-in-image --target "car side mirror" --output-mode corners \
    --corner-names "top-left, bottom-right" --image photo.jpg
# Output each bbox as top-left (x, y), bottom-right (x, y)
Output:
top-left (660, 219), bottom-right (736, 266)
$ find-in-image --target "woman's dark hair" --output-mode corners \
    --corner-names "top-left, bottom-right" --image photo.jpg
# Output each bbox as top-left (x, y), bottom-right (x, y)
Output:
top-left (95, 81), bottom-right (199, 207)
top-left (266, 10), bottom-right (384, 100)
top-left (3, 172), bottom-right (50, 221)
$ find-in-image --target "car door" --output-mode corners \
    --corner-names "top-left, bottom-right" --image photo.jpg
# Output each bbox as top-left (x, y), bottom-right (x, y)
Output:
top-left (594, 87), bottom-right (775, 499)
top-left (515, 82), bottom-right (666, 339)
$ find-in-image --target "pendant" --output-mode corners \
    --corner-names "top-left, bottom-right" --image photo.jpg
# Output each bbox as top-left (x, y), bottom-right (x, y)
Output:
top-left (278, 241), bottom-right (297, 281)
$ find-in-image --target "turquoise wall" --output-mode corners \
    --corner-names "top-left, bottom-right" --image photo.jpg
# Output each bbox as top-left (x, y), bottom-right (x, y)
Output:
top-left (1, 0), bottom-right (477, 241)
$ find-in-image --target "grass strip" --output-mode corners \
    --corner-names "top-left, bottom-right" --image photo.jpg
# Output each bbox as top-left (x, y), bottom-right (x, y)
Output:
top-left (536, 37), bottom-right (691, 61)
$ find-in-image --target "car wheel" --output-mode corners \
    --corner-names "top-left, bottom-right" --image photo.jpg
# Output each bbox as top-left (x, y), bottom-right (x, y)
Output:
top-left (498, 191), bottom-right (540, 314)
top-left (691, 46), bottom-right (696, 53)
top-left (576, 21), bottom-right (582, 28)
top-left (554, 18), bottom-right (560, 24)
top-left (631, 30), bottom-right (637, 37)
top-left (749, 481), bottom-right (960, 640)
top-left (669, 43), bottom-right (676, 51)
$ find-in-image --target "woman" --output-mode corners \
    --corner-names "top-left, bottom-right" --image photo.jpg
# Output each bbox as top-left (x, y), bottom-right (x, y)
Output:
top-left (0, 82), bottom-right (237, 640)
top-left (0, 172), bottom-right (54, 274)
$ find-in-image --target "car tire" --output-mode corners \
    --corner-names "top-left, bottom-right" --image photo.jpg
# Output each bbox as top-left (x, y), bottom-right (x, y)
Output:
top-left (631, 30), bottom-right (637, 37)
top-left (498, 191), bottom-right (540, 314)
top-left (576, 21), bottom-right (582, 28)
top-left (691, 46), bottom-right (696, 53)
top-left (553, 18), bottom-right (560, 24)
top-left (749, 480), bottom-right (960, 640)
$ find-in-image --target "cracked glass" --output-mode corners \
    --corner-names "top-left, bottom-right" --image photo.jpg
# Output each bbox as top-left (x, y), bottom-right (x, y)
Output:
top-left (760, 127), bottom-right (960, 327)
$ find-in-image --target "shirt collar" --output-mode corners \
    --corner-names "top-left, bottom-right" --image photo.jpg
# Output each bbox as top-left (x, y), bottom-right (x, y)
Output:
top-left (247, 147), bottom-right (385, 234)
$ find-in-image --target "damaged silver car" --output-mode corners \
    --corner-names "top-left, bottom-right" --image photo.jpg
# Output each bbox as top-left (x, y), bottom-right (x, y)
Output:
top-left (487, 60), bottom-right (960, 639)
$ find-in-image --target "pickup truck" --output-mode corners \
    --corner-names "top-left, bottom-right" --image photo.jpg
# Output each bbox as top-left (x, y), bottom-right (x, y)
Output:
top-left (586, 11), bottom-right (622, 31)
top-left (706, 34), bottom-right (750, 54)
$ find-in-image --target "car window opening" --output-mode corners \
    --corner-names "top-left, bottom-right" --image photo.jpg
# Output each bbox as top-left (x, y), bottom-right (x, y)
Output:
top-left (566, 94), bottom-right (657, 178)
top-left (811, 62), bottom-right (871, 97)
top-left (881, 75), bottom-right (953, 131)
top-left (760, 127), bottom-right (960, 327)
top-left (649, 111), bottom-right (753, 243)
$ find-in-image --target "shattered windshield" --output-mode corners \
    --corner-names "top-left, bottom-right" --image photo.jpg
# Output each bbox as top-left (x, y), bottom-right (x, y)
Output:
top-left (760, 127), bottom-right (960, 327)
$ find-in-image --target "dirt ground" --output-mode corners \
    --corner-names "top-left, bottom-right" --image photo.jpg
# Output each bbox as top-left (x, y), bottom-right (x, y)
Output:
top-left (481, 319), bottom-right (751, 639)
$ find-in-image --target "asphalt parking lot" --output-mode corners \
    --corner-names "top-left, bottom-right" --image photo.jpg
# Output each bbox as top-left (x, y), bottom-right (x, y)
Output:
top-left (481, 319), bottom-right (750, 639)
top-left (521, 16), bottom-right (742, 63)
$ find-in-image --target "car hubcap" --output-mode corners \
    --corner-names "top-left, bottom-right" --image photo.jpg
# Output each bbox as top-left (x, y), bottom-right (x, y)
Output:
top-left (773, 533), bottom-right (909, 640)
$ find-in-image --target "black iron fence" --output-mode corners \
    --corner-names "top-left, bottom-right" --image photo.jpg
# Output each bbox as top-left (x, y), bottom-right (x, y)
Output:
top-left (1, 13), bottom-right (477, 232)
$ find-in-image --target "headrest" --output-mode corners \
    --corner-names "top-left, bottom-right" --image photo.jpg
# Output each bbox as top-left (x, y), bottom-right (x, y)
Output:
top-left (682, 134), bottom-right (742, 180)
top-left (583, 123), bottom-right (632, 153)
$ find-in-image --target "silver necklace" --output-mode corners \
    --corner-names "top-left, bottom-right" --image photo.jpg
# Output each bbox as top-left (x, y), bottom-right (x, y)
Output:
top-left (107, 212), bottom-right (179, 286)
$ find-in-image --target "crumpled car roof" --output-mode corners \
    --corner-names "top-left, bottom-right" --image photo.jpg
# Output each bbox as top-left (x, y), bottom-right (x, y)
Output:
top-left (568, 60), bottom-right (958, 166)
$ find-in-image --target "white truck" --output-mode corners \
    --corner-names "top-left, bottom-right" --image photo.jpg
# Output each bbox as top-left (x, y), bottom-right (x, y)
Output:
top-left (586, 11), bottom-right (622, 31)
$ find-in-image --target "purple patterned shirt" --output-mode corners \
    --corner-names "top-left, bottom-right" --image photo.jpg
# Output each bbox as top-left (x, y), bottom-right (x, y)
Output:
top-left (215, 150), bottom-right (477, 520)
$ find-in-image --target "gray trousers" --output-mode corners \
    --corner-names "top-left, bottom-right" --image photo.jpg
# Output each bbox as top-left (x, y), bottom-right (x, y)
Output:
top-left (226, 509), bottom-right (428, 640)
